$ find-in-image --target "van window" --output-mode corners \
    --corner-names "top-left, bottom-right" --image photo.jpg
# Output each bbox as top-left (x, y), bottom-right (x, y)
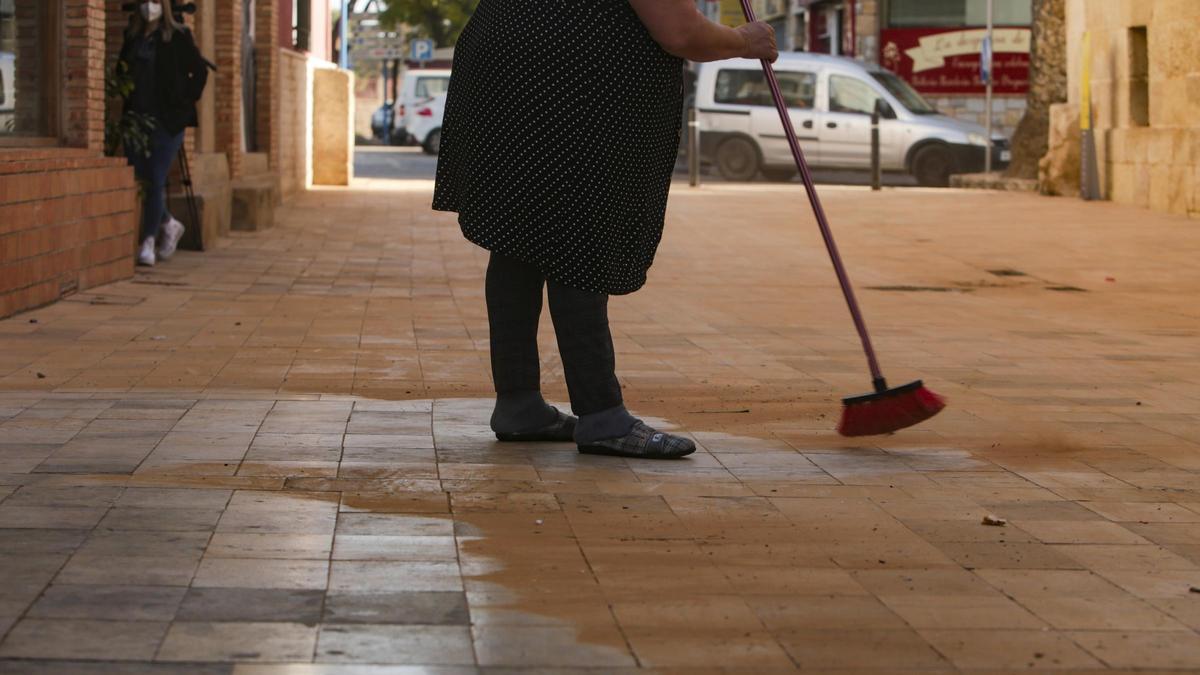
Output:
top-left (715, 69), bottom-right (816, 108)
top-left (415, 77), bottom-right (450, 98)
top-left (829, 75), bottom-right (881, 115)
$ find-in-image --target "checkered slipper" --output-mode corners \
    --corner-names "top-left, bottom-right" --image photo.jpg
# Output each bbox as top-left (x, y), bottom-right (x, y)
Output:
top-left (495, 408), bottom-right (577, 443)
top-left (578, 421), bottom-right (696, 459)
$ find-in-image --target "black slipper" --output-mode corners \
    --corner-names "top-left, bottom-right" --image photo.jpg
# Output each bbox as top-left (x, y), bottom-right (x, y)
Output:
top-left (495, 409), bottom-right (577, 442)
top-left (578, 421), bottom-right (695, 459)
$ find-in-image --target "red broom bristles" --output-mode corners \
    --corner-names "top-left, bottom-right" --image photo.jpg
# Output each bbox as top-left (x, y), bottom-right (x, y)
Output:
top-left (838, 385), bottom-right (946, 437)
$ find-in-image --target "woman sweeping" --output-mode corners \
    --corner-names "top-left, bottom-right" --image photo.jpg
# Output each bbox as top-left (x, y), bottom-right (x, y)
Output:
top-left (434, 0), bottom-right (777, 459)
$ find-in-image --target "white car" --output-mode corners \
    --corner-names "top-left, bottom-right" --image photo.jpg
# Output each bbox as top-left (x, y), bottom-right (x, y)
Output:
top-left (407, 93), bottom-right (446, 155)
top-left (696, 52), bottom-right (1009, 186)
top-left (392, 68), bottom-right (450, 151)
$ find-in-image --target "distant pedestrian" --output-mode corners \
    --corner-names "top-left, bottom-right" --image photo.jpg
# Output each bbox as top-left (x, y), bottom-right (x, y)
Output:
top-left (119, 0), bottom-right (206, 267)
top-left (434, 1), bottom-right (777, 458)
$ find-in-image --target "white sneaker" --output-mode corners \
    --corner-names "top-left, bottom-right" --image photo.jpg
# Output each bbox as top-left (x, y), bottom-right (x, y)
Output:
top-left (157, 216), bottom-right (185, 260)
top-left (137, 237), bottom-right (156, 266)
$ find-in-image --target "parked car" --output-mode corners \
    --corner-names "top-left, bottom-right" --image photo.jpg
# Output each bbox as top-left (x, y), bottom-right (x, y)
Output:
top-left (392, 68), bottom-right (451, 147)
top-left (0, 52), bottom-right (14, 133)
top-left (407, 93), bottom-right (445, 155)
top-left (695, 53), bottom-right (1009, 186)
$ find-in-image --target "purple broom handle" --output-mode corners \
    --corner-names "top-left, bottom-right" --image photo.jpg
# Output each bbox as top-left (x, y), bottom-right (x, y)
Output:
top-left (738, 0), bottom-right (884, 384)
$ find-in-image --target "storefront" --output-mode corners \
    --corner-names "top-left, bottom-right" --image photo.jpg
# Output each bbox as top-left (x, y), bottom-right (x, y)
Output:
top-left (877, 0), bottom-right (1033, 134)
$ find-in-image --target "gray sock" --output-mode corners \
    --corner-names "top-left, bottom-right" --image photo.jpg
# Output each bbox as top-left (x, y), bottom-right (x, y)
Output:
top-left (575, 404), bottom-right (638, 444)
top-left (490, 391), bottom-right (559, 434)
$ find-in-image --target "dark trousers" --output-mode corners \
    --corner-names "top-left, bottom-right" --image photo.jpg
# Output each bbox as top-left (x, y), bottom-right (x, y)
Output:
top-left (127, 127), bottom-right (184, 241)
top-left (486, 252), bottom-right (623, 416)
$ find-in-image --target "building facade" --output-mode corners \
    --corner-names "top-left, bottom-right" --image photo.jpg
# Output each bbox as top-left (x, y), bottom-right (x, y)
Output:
top-left (1043, 0), bottom-right (1198, 217)
top-left (0, 0), bottom-right (354, 320)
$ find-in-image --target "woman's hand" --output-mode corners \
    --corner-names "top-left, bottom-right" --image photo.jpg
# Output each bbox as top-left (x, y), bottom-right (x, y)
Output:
top-left (736, 21), bottom-right (778, 62)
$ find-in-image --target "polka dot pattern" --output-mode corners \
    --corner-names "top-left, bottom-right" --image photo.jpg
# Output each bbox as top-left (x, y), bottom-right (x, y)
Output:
top-left (432, 0), bottom-right (685, 295)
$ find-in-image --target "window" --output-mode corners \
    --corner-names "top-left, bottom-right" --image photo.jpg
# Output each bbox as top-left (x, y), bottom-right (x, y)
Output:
top-left (414, 76), bottom-right (450, 98)
top-left (714, 70), bottom-right (816, 108)
top-left (829, 75), bottom-right (880, 115)
top-left (888, 0), bottom-right (1031, 27)
top-left (1128, 27), bottom-right (1148, 127)
top-left (292, 0), bottom-right (311, 51)
top-left (870, 70), bottom-right (937, 114)
top-left (0, 0), bottom-right (59, 139)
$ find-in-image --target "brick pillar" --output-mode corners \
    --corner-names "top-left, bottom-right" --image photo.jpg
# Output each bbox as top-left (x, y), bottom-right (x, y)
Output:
top-left (63, 0), bottom-right (107, 151)
top-left (215, 0), bottom-right (244, 178)
top-left (255, 0), bottom-right (280, 170)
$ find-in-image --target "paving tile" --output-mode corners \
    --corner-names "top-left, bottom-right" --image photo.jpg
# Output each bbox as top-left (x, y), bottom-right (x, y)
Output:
top-left (316, 625), bottom-right (474, 664)
top-left (919, 629), bottom-right (1103, 670)
top-left (776, 628), bottom-right (948, 670)
top-left (28, 584), bottom-right (186, 621)
top-left (0, 528), bottom-right (87, 555)
top-left (0, 618), bottom-right (168, 660)
top-left (1016, 595), bottom-right (1187, 631)
top-left (881, 594), bottom-right (1046, 629)
top-left (747, 595), bottom-right (908, 631)
top-left (332, 535), bottom-right (458, 561)
top-left (177, 588), bottom-right (324, 624)
top-left (1067, 630), bottom-right (1200, 670)
top-left (625, 630), bottom-right (795, 669)
top-left (0, 505), bottom-right (107, 529)
top-left (192, 557), bottom-right (330, 590)
top-left (98, 507), bottom-right (224, 532)
top-left (55, 554), bottom-right (200, 586)
top-left (323, 592), bottom-right (469, 625)
top-left (329, 561), bottom-right (462, 593)
top-left (157, 622), bottom-right (319, 662)
top-left (206, 533), bottom-right (333, 560)
top-left (472, 625), bottom-right (635, 668)
top-left (1015, 519), bottom-right (1151, 544)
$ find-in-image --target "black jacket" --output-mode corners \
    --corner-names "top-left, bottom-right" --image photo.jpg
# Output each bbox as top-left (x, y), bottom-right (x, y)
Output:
top-left (119, 27), bottom-right (205, 135)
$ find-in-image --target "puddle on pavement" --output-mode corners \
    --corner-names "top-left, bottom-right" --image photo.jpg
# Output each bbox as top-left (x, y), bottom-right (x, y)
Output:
top-left (61, 394), bottom-right (1098, 667)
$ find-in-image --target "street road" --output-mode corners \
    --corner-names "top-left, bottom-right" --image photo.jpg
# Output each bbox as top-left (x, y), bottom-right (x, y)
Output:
top-left (354, 144), bottom-right (919, 187)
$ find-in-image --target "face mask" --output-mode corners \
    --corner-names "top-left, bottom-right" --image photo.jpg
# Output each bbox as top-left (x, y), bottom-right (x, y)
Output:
top-left (140, 2), bottom-right (163, 21)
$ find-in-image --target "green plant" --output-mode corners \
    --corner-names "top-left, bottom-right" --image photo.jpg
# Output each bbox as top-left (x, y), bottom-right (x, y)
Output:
top-left (104, 61), bottom-right (157, 158)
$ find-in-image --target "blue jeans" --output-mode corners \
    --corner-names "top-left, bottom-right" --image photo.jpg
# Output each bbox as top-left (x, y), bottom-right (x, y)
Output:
top-left (127, 127), bottom-right (185, 241)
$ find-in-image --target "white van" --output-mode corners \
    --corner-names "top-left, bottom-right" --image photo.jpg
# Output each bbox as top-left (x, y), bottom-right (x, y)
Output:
top-left (695, 53), bottom-right (1009, 186)
top-left (406, 93), bottom-right (446, 155)
top-left (392, 68), bottom-right (451, 148)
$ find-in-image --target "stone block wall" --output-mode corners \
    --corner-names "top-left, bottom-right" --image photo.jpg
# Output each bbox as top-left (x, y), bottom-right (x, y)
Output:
top-left (929, 94), bottom-right (1028, 138)
top-left (1056, 0), bottom-right (1200, 217)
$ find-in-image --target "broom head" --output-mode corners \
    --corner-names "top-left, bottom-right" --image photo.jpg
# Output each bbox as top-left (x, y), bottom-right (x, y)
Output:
top-left (838, 380), bottom-right (945, 437)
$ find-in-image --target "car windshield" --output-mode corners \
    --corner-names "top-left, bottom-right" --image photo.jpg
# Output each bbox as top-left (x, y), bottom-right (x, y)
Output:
top-left (869, 71), bottom-right (937, 114)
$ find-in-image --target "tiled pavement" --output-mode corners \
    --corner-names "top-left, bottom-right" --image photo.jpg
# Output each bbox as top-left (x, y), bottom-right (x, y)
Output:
top-left (0, 176), bottom-right (1199, 672)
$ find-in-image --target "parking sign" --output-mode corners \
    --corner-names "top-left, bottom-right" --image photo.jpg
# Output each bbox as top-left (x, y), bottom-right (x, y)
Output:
top-left (411, 39), bottom-right (435, 62)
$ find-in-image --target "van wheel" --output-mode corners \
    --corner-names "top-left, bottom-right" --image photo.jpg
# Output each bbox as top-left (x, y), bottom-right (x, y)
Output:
top-left (422, 129), bottom-right (442, 155)
top-left (761, 167), bottom-right (796, 182)
top-left (716, 137), bottom-right (760, 182)
top-left (912, 145), bottom-right (953, 187)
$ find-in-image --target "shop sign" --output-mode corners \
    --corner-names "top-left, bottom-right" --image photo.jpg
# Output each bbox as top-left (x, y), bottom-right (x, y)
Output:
top-left (880, 27), bottom-right (1031, 94)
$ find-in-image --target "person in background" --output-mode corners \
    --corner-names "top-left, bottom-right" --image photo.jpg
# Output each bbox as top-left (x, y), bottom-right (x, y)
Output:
top-left (434, 1), bottom-right (777, 459)
top-left (119, 0), bottom-right (203, 266)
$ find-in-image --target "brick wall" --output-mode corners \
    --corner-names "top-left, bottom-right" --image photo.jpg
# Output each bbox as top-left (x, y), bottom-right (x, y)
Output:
top-left (214, 0), bottom-right (244, 178)
top-left (0, 152), bottom-right (137, 318)
top-left (63, 0), bottom-right (107, 151)
top-left (255, 0), bottom-right (281, 170)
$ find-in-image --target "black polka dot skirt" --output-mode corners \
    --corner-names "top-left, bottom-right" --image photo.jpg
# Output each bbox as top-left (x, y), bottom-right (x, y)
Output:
top-left (432, 0), bottom-right (685, 295)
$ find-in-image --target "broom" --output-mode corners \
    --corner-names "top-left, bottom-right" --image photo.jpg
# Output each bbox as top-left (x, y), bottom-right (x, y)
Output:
top-left (737, 0), bottom-right (946, 437)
